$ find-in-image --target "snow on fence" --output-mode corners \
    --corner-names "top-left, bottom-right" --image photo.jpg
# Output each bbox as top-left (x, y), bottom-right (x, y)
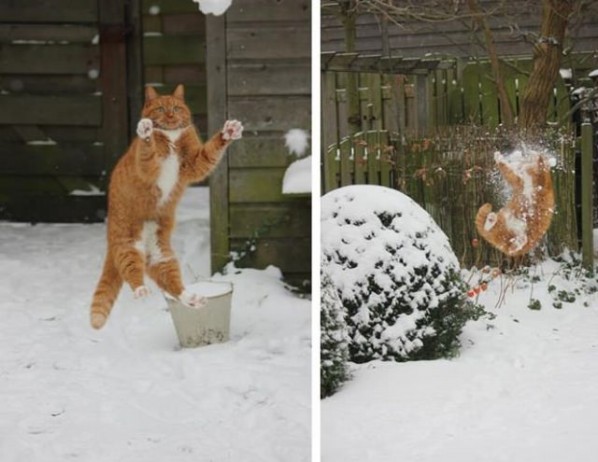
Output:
top-left (323, 127), bottom-right (583, 267)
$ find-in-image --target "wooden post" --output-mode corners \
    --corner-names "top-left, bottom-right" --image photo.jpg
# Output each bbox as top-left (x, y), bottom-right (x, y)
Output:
top-left (206, 14), bottom-right (230, 274)
top-left (581, 122), bottom-right (594, 270)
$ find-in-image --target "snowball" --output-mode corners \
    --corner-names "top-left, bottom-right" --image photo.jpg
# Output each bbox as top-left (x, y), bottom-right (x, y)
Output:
top-left (284, 129), bottom-right (310, 156)
top-left (193, 0), bottom-right (233, 16)
top-left (282, 156), bottom-right (311, 194)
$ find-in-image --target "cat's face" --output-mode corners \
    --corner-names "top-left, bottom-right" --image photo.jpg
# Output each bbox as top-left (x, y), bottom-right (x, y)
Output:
top-left (142, 85), bottom-right (192, 131)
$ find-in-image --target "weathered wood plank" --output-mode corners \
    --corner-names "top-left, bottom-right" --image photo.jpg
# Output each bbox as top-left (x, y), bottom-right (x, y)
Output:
top-left (0, 95), bottom-right (101, 125)
top-left (0, 44), bottom-right (100, 75)
top-left (229, 203), bottom-right (310, 238)
top-left (0, 193), bottom-right (106, 223)
top-left (162, 14), bottom-right (205, 35)
top-left (229, 168), bottom-right (287, 203)
top-left (228, 96), bottom-right (310, 132)
top-left (227, 61), bottom-right (310, 96)
top-left (228, 137), bottom-right (297, 168)
top-left (227, 0), bottom-right (310, 22)
top-left (0, 75), bottom-right (99, 94)
top-left (0, 24), bottom-right (97, 43)
top-left (143, 35), bottom-right (205, 66)
top-left (0, 143), bottom-right (104, 175)
top-left (226, 26), bottom-right (310, 60)
top-left (230, 237), bottom-right (311, 274)
top-left (0, 0), bottom-right (98, 23)
top-left (163, 65), bottom-right (205, 85)
top-left (141, 0), bottom-right (198, 15)
top-left (206, 14), bottom-right (229, 273)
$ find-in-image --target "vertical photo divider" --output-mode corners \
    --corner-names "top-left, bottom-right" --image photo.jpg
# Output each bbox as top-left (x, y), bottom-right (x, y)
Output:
top-left (311, 2), bottom-right (322, 461)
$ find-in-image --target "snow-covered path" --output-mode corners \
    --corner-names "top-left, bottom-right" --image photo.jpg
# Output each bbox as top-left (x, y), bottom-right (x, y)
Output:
top-left (0, 188), bottom-right (311, 462)
top-left (322, 261), bottom-right (598, 462)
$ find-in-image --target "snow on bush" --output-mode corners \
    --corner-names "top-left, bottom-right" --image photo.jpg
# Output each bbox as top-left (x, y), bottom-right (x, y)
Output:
top-left (321, 185), bottom-right (477, 363)
top-left (282, 156), bottom-right (311, 194)
top-left (321, 264), bottom-right (350, 398)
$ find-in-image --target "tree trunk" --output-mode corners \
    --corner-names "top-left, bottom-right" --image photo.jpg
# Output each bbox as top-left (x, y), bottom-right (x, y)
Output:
top-left (519, 0), bottom-right (576, 129)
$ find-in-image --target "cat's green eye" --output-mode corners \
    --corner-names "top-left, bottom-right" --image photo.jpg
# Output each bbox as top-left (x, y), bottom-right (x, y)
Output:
top-left (173, 106), bottom-right (181, 112)
top-left (156, 107), bottom-right (165, 112)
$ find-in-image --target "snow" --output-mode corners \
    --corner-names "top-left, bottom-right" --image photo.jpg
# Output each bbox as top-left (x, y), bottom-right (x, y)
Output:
top-left (0, 187), bottom-right (311, 462)
top-left (282, 156), bottom-right (312, 194)
top-left (192, 0), bottom-right (233, 16)
top-left (284, 129), bottom-right (310, 156)
top-left (69, 185), bottom-right (104, 196)
top-left (559, 68), bottom-right (572, 80)
top-left (589, 69), bottom-right (598, 78)
top-left (322, 259), bottom-right (598, 462)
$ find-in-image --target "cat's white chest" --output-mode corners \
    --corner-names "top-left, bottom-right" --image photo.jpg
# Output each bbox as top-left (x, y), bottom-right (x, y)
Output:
top-left (157, 151), bottom-right (179, 205)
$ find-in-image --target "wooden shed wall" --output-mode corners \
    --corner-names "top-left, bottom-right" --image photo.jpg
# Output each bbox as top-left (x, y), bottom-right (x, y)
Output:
top-left (208, 0), bottom-right (311, 286)
top-left (141, 0), bottom-right (208, 137)
top-left (322, 1), bottom-right (598, 58)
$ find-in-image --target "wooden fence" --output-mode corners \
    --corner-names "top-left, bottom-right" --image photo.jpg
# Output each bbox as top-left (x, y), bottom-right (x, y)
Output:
top-left (323, 127), bottom-right (582, 267)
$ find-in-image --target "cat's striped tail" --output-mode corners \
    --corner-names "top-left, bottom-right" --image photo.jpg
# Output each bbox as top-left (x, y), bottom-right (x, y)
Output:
top-left (90, 254), bottom-right (123, 329)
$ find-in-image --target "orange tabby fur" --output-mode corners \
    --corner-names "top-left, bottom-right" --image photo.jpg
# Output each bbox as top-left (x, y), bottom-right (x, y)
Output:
top-left (475, 151), bottom-right (555, 257)
top-left (90, 85), bottom-right (242, 329)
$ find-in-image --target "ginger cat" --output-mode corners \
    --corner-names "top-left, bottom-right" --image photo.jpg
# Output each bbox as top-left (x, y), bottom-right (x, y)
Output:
top-left (475, 150), bottom-right (554, 257)
top-left (90, 84), bottom-right (243, 329)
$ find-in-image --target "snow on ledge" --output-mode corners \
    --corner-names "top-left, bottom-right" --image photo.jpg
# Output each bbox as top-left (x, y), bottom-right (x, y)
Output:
top-left (282, 156), bottom-right (311, 195)
top-left (192, 0), bottom-right (233, 16)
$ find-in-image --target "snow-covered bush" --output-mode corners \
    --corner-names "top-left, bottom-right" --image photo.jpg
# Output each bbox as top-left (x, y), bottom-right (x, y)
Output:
top-left (321, 265), bottom-right (350, 398)
top-left (321, 185), bottom-right (477, 363)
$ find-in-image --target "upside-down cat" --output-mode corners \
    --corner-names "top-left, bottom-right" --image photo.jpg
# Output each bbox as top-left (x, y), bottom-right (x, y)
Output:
top-left (90, 85), bottom-right (243, 329)
top-left (475, 150), bottom-right (554, 257)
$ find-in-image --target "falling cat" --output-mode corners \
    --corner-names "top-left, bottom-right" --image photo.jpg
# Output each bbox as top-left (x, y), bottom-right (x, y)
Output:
top-left (90, 85), bottom-right (243, 329)
top-left (475, 150), bottom-right (555, 257)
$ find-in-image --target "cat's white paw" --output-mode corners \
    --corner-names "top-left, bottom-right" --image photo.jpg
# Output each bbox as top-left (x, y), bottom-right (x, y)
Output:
top-left (222, 119), bottom-right (243, 141)
top-left (137, 118), bottom-right (154, 140)
top-left (179, 290), bottom-right (207, 309)
top-left (133, 285), bottom-right (150, 299)
top-left (494, 151), bottom-right (504, 164)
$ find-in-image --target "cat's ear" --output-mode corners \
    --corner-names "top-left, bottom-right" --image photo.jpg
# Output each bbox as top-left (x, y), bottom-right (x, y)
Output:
top-left (145, 86), bottom-right (159, 101)
top-left (173, 84), bottom-right (185, 100)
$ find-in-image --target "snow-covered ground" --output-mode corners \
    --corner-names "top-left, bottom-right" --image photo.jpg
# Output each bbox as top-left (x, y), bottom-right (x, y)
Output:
top-left (0, 188), bottom-right (311, 462)
top-left (322, 259), bottom-right (598, 462)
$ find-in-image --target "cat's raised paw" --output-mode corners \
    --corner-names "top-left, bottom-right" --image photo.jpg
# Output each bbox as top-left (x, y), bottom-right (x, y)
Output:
top-left (180, 290), bottom-right (207, 309)
top-left (133, 285), bottom-right (150, 299)
top-left (222, 119), bottom-right (243, 141)
top-left (493, 151), bottom-right (504, 164)
top-left (137, 118), bottom-right (154, 141)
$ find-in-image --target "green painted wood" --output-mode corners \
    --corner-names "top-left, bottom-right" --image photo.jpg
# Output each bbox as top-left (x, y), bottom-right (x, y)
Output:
top-left (0, 193), bottom-right (106, 223)
top-left (0, 0), bottom-right (98, 23)
top-left (479, 71), bottom-right (499, 127)
top-left (229, 202), bottom-right (310, 238)
top-left (0, 95), bottom-right (101, 125)
top-left (206, 14), bottom-right (229, 273)
top-left (227, 0), bottom-right (310, 22)
top-left (141, 0), bottom-right (198, 14)
top-left (0, 143), bottom-right (104, 175)
top-left (226, 26), bottom-right (310, 60)
top-left (366, 131), bottom-right (379, 186)
top-left (143, 35), bottom-right (205, 65)
top-left (229, 168), bottom-right (287, 203)
top-left (230, 237), bottom-right (311, 274)
top-left (324, 145), bottom-right (339, 193)
top-left (379, 131), bottom-right (392, 187)
top-left (353, 133), bottom-right (366, 185)
top-left (461, 63), bottom-right (481, 124)
top-left (228, 61), bottom-right (310, 96)
top-left (0, 75), bottom-right (98, 95)
top-left (228, 137), bottom-right (295, 168)
top-left (0, 44), bottom-right (99, 75)
top-left (338, 137), bottom-right (352, 187)
top-left (228, 96), bottom-right (310, 132)
top-left (0, 24), bottom-right (97, 43)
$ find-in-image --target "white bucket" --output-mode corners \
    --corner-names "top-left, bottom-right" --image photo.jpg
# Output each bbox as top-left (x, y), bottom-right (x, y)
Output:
top-left (166, 280), bottom-right (233, 348)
